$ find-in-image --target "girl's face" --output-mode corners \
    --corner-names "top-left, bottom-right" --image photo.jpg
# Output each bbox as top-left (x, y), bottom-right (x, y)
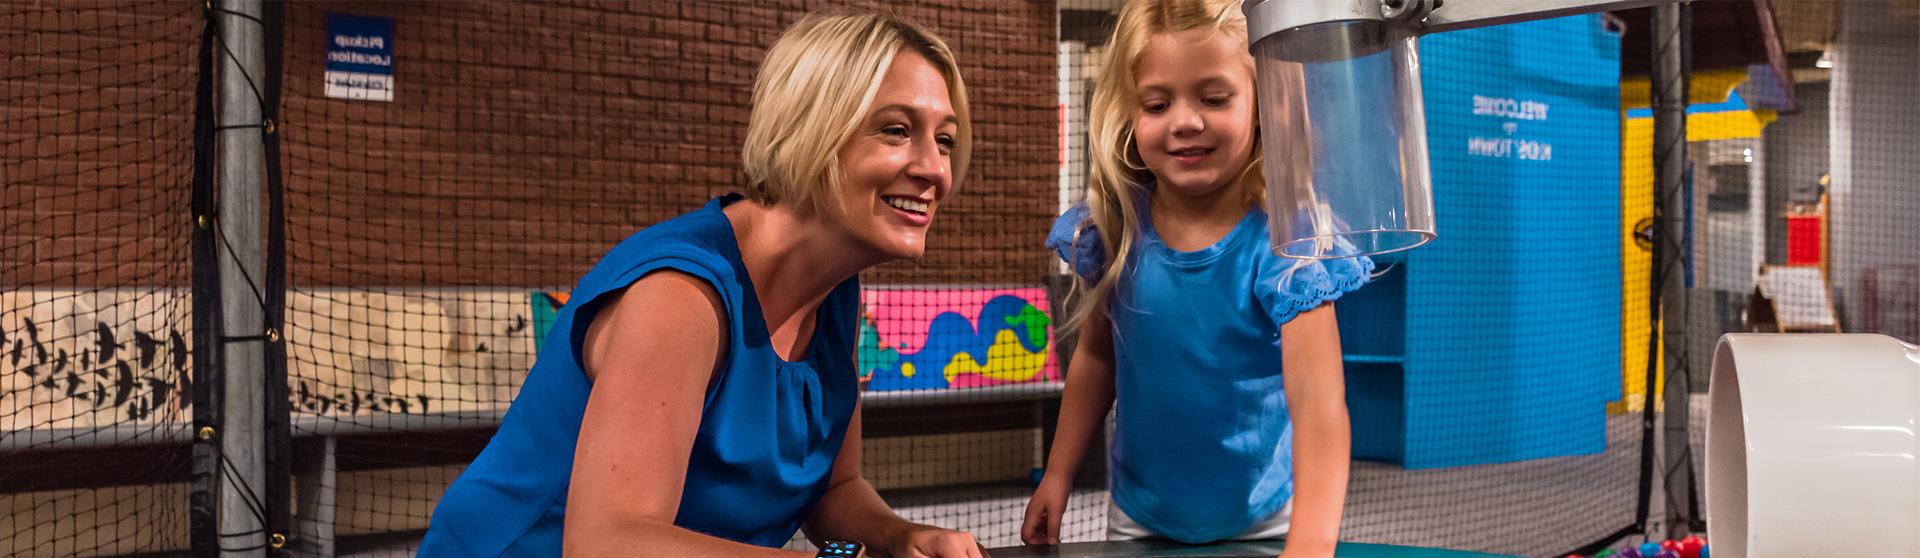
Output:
top-left (832, 50), bottom-right (958, 261)
top-left (1131, 28), bottom-right (1257, 201)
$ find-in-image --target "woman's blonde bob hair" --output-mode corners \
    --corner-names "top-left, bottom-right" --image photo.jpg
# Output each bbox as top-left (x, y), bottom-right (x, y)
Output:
top-left (741, 12), bottom-right (972, 218)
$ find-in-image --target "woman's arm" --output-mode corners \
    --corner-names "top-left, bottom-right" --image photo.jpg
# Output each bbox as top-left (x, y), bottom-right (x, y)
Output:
top-left (804, 400), bottom-right (984, 558)
top-left (1277, 303), bottom-right (1351, 558)
top-left (563, 272), bottom-right (812, 558)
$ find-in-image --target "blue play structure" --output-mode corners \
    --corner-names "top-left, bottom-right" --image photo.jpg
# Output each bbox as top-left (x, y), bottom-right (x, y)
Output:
top-left (1336, 14), bottom-right (1623, 469)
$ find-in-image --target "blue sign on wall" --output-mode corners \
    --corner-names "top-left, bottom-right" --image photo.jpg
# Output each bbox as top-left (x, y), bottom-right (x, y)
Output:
top-left (1338, 14), bottom-right (1625, 469)
top-left (324, 13), bottom-right (394, 102)
top-left (1405, 13), bottom-right (1623, 467)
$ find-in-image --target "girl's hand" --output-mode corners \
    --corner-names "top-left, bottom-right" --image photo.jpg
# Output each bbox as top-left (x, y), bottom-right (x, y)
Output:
top-left (1020, 475), bottom-right (1072, 545)
top-left (1276, 539), bottom-right (1336, 558)
top-left (885, 524), bottom-right (986, 558)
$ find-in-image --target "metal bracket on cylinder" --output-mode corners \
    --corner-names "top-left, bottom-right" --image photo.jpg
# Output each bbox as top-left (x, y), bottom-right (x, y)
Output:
top-left (1380, 0), bottom-right (1435, 22)
top-left (1243, 0), bottom-right (1382, 49)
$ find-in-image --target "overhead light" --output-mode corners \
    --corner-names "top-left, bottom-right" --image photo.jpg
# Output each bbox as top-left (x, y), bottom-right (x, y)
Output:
top-left (1815, 50), bottom-right (1834, 69)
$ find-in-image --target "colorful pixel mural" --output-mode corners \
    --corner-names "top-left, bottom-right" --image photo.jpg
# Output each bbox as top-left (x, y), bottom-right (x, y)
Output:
top-left (1, 285), bottom-right (1057, 434)
top-left (528, 287), bottom-right (1061, 392)
top-left (531, 290), bottom-right (569, 349)
top-left (860, 288), bottom-right (1059, 391)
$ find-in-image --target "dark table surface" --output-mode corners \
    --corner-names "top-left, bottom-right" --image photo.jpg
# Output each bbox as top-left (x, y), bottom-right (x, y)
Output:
top-left (983, 540), bottom-right (1517, 558)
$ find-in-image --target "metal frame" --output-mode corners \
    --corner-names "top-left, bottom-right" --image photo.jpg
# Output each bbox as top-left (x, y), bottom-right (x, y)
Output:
top-left (1245, 0), bottom-right (1674, 46)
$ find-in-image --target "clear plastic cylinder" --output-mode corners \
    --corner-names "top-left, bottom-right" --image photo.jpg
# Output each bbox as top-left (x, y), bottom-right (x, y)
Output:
top-left (1252, 20), bottom-right (1435, 259)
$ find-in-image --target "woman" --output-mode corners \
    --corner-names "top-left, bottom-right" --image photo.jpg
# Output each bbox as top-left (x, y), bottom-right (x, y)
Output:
top-left (419, 12), bottom-right (986, 558)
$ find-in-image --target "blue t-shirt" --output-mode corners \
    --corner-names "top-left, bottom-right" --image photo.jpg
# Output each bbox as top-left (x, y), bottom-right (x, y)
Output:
top-left (1046, 200), bottom-right (1372, 543)
top-left (419, 194), bottom-right (862, 557)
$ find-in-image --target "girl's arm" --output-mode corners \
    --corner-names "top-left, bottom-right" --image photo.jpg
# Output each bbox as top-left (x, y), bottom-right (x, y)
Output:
top-left (1278, 303), bottom-right (1351, 558)
top-left (564, 273), bottom-right (812, 558)
top-left (1022, 307), bottom-right (1118, 544)
top-left (805, 399), bottom-right (984, 557)
top-left (1042, 307), bottom-right (1118, 483)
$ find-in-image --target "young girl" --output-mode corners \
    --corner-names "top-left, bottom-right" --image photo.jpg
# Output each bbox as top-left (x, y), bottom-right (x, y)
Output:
top-left (1021, 1), bottom-right (1372, 556)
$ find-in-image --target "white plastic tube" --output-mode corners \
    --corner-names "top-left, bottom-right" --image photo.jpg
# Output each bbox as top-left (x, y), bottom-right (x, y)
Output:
top-left (1707, 333), bottom-right (1920, 557)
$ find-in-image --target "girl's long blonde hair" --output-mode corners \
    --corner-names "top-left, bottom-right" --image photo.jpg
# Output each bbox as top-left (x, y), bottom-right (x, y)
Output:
top-left (1065, 0), bottom-right (1263, 332)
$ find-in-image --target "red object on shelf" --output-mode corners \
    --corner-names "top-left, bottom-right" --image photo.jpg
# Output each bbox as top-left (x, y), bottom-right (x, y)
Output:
top-left (1787, 213), bottom-right (1822, 265)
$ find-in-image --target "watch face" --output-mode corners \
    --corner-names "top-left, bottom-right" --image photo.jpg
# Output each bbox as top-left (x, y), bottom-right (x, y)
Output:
top-left (819, 540), bottom-right (862, 557)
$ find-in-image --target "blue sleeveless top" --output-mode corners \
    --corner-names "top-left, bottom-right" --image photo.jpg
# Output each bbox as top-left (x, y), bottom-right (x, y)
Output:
top-left (419, 195), bottom-right (862, 556)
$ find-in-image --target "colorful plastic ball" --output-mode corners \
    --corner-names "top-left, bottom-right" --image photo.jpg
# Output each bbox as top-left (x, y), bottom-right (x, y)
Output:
top-left (1595, 550), bottom-right (1618, 558)
top-left (1679, 536), bottom-right (1706, 558)
top-left (1654, 550), bottom-right (1680, 558)
top-left (1699, 543), bottom-right (1708, 558)
top-left (1638, 542), bottom-right (1662, 557)
top-left (1616, 549), bottom-right (1643, 558)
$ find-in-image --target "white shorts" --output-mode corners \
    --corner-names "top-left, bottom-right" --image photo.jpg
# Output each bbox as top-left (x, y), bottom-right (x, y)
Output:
top-left (1106, 497), bottom-right (1292, 541)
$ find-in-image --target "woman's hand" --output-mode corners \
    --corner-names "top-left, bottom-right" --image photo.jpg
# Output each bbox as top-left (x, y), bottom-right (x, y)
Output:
top-left (803, 409), bottom-right (988, 558)
top-left (883, 524), bottom-right (987, 558)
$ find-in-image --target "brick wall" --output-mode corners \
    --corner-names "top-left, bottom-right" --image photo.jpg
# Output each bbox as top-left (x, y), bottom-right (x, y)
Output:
top-left (279, 1), bottom-right (1059, 288)
top-left (2, 2), bottom-right (201, 287)
top-left (2, 1), bottom-right (1058, 288)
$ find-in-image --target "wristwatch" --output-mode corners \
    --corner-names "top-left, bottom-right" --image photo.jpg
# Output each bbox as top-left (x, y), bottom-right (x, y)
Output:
top-left (815, 540), bottom-right (865, 557)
